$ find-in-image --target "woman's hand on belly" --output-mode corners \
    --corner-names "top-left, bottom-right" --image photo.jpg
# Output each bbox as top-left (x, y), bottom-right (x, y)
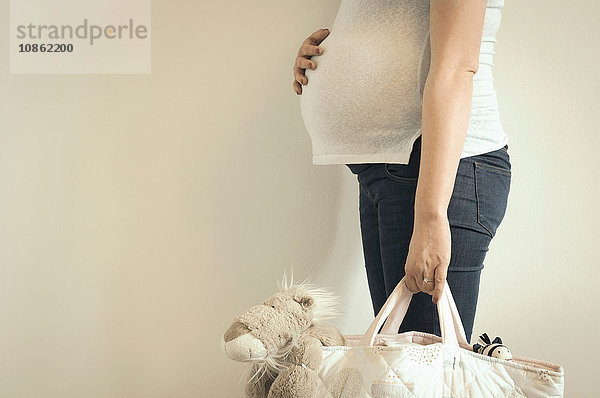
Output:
top-left (293, 28), bottom-right (329, 95)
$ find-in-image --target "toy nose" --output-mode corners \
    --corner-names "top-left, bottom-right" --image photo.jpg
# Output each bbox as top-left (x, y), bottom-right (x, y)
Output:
top-left (224, 332), bottom-right (268, 361)
top-left (223, 321), bottom-right (251, 343)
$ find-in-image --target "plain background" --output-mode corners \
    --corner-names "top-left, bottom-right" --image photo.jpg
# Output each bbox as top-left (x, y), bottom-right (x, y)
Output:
top-left (1, 0), bottom-right (598, 396)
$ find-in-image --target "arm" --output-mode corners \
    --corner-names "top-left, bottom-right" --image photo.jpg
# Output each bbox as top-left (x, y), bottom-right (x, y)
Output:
top-left (404, 0), bottom-right (488, 304)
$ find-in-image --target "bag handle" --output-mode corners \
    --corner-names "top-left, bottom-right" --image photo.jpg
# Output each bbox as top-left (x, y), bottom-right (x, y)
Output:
top-left (357, 276), bottom-right (469, 347)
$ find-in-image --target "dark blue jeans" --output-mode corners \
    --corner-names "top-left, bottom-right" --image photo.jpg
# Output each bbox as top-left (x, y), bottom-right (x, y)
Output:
top-left (346, 135), bottom-right (511, 343)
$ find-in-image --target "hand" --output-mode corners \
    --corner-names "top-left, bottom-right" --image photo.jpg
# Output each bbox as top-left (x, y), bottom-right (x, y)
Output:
top-left (292, 28), bottom-right (330, 95)
top-left (404, 213), bottom-right (451, 304)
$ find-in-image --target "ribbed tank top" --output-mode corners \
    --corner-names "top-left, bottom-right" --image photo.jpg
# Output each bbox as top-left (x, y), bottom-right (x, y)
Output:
top-left (300, 0), bottom-right (507, 165)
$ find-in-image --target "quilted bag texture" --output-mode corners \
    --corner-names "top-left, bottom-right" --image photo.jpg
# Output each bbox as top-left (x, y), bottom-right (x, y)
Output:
top-left (314, 277), bottom-right (564, 397)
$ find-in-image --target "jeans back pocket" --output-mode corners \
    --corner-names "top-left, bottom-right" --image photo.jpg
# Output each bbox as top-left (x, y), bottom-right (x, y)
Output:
top-left (474, 161), bottom-right (511, 238)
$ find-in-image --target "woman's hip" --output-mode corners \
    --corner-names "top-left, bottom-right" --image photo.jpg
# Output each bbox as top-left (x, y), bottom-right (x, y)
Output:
top-left (349, 142), bottom-right (512, 242)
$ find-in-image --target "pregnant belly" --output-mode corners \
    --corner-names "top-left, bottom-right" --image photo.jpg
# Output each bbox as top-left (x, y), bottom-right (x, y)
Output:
top-left (300, 31), bottom-right (429, 149)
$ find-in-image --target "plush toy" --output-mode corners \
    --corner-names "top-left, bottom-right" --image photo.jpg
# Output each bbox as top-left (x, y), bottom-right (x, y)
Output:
top-left (472, 332), bottom-right (512, 361)
top-left (222, 272), bottom-right (363, 398)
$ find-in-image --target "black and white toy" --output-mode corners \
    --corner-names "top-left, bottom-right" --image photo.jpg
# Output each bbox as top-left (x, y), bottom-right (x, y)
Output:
top-left (472, 332), bottom-right (512, 361)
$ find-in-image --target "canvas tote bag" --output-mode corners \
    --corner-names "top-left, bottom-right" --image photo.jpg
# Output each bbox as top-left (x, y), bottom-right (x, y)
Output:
top-left (314, 276), bottom-right (564, 397)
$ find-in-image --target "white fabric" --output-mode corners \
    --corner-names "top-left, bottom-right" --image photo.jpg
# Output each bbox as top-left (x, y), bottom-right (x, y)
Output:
top-left (300, 0), bottom-right (509, 165)
top-left (314, 277), bottom-right (565, 397)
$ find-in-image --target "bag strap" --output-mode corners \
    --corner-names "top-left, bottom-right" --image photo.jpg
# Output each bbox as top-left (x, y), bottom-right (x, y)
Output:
top-left (357, 276), bottom-right (468, 347)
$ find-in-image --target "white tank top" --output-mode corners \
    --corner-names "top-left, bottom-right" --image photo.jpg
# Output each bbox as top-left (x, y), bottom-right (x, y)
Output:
top-left (300, 0), bottom-right (508, 165)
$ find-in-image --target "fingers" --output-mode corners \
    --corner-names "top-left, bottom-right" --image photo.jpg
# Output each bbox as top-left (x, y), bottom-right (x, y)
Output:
top-left (420, 275), bottom-right (436, 294)
top-left (293, 80), bottom-right (302, 95)
top-left (303, 28), bottom-right (330, 46)
top-left (292, 49), bottom-right (317, 86)
top-left (292, 53), bottom-right (316, 94)
top-left (296, 57), bottom-right (316, 72)
top-left (405, 275), bottom-right (420, 294)
top-left (405, 256), bottom-right (447, 301)
top-left (412, 262), bottom-right (436, 293)
top-left (406, 259), bottom-right (436, 294)
top-left (299, 43), bottom-right (323, 57)
top-left (292, 28), bottom-right (330, 95)
top-left (403, 253), bottom-right (419, 294)
top-left (431, 265), bottom-right (448, 304)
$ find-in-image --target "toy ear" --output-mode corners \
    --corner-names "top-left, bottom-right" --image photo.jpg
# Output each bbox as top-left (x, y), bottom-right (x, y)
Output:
top-left (492, 336), bottom-right (503, 344)
top-left (480, 333), bottom-right (491, 344)
top-left (293, 293), bottom-right (316, 309)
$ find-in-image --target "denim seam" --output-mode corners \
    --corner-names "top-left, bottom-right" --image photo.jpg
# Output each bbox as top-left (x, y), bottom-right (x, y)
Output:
top-left (473, 163), bottom-right (494, 239)
top-left (360, 184), bottom-right (376, 205)
top-left (473, 161), bottom-right (512, 176)
top-left (450, 221), bottom-right (486, 233)
top-left (383, 164), bottom-right (418, 184)
top-left (450, 265), bottom-right (485, 272)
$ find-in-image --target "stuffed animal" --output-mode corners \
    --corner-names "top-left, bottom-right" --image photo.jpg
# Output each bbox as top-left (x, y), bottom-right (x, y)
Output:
top-left (472, 332), bottom-right (512, 361)
top-left (222, 272), bottom-right (363, 398)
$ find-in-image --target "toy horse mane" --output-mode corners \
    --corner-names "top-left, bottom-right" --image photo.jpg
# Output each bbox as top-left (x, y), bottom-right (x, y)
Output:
top-left (241, 269), bottom-right (343, 390)
top-left (276, 270), bottom-right (342, 324)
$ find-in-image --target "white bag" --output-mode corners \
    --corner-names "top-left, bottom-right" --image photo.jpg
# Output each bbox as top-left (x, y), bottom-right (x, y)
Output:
top-left (314, 276), bottom-right (564, 397)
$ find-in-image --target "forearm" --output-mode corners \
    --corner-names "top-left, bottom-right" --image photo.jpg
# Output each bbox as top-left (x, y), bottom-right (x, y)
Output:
top-left (415, 70), bottom-right (475, 221)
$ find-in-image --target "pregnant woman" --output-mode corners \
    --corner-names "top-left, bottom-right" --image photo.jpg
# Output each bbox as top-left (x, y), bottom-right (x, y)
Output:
top-left (293, 0), bottom-right (511, 343)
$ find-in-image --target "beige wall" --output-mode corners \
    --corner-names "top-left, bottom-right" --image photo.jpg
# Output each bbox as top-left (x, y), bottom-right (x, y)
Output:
top-left (0, 0), bottom-right (597, 396)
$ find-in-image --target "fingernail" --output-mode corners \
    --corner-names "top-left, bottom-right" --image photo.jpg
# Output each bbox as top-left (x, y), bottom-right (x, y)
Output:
top-left (316, 48), bottom-right (321, 54)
